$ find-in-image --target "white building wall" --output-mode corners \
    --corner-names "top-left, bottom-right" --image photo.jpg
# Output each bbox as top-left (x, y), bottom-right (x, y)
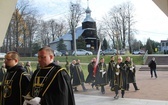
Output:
top-left (161, 41), bottom-right (168, 52)
top-left (64, 41), bottom-right (71, 50)
top-left (49, 40), bottom-right (72, 51)
top-left (50, 43), bottom-right (57, 50)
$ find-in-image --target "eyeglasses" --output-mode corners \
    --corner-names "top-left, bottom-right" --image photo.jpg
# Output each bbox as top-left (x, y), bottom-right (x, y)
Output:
top-left (5, 58), bottom-right (13, 61)
top-left (118, 59), bottom-right (121, 60)
top-left (38, 56), bottom-right (46, 59)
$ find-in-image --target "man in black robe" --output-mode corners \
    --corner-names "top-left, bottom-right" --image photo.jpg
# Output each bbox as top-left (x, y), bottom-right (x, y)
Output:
top-left (95, 58), bottom-right (108, 94)
top-left (1, 51), bottom-right (30, 105)
top-left (86, 57), bottom-right (96, 88)
top-left (23, 46), bottom-right (75, 105)
top-left (113, 56), bottom-right (127, 99)
top-left (125, 56), bottom-right (139, 91)
top-left (0, 63), bottom-right (6, 83)
top-left (24, 61), bottom-right (33, 78)
top-left (107, 56), bottom-right (116, 90)
top-left (72, 59), bottom-right (86, 92)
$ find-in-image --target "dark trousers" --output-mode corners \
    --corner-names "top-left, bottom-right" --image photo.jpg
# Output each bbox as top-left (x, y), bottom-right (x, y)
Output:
top-left (114, 85), bottom-right (125, 97)
top-left (127, 83), bottom-right (138, 90)
top-left (150, 68), bottom-right (157, 78)
top-left (101, 85), bottom-right (105, 93)
top-left (74, 83), bottom-right (86, 91)
top-left (81, 83), bottom-right (86, 91)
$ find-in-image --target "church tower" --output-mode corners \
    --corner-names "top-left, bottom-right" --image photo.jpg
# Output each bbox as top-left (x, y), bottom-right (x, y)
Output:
top-left (81, 0), bottom-right (99, 50)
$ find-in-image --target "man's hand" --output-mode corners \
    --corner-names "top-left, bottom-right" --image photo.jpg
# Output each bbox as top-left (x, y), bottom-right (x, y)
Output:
top-left (99, 70), bottom-right (103, 72)
top-left (23, 100), bottom-right (29, 105)
top-left (117, 65), bottom-right (120, 69)
top-left (23, 97), bottom-right (41, 105)
top-left (130, 67), bottom-right (134, 71)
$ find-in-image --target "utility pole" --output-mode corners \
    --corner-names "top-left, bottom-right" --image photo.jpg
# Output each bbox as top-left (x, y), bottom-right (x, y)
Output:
top-left (114, 31), bottom-right (120, 58)
top-left (71, 4), bottom-right (77, 56)
top-left (127, 16), bottom-right (131, 53)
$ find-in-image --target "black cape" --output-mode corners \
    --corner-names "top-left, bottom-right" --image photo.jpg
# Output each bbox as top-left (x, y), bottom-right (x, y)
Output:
top-left (112, 62), bottom-right (127, 90)
top-left (107, 60), bottom-right (116, 87)
top-left (1, 65), bottom-right (30, 105)
top-left (85, 62), bottom-right (95, 83)
top-left (125, 61), bottom-right (136, 83)
top-left (95, 62), bottom-right (108, 86)
top-left (72, 63), bottom-right (85, 87)
top-left (25, 63), bottom-right (75, 105)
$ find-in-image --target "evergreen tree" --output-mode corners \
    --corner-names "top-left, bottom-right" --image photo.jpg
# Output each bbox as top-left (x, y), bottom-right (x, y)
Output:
top-left (150, 40), bottom-right (160, 53)
top-left (76, 36), bottom-right (86, 49)
top-left (32, 43), bottom-right (41, 55)
top-left (102, 39), bottom-right (108, 50)
top-left (146, 38), bottom-right (153, 54)
top-left (57, 39), bottom-right (67, 51)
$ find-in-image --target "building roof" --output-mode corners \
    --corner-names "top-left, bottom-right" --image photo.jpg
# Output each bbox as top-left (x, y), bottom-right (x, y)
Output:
top-left (50, 1), bottom-right (96, 44)
top-left (161, 40), bottom-right (168, 42)
top-left (50, 26), bottom-right (84, 44)
top-left (83, 6), bottom-right (95, 22)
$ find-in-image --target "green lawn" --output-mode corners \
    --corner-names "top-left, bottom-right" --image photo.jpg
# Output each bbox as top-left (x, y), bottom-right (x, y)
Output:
top-left (20, 55), bottom-right (144, 78)
top-left (19, 55), bottom-right (144, 64)
top-left (0, 55), bottom-right (144, 79)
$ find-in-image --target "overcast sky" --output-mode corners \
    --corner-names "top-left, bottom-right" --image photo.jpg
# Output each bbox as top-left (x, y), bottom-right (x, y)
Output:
top-left (29, 0), bottom-right (168, 44)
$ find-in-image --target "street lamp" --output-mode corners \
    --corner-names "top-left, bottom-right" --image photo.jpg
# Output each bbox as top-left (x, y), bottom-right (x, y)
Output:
top-left (70, 4), bottom-right (77, 56)
top-left (126, 16), bottom-right (131, 53)
top-left (114, 31), bottom-right (120, 57)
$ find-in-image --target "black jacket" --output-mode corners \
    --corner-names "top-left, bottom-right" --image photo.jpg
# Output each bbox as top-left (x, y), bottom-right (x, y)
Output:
top-left (148, 60), bottom-right (156, 69)
top-left (1, 65), bottom-right (30, 105)
top-left (25, 63), bottom-right (75, 105)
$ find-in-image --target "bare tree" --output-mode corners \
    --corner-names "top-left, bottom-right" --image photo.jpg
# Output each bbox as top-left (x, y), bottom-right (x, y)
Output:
top-left (37, 20), bottom-right (50, 46)
top-left (24, 15), bottom-right (38, 56)
top-left (101, 2), bottom-right (136, 53)
top-left (2, 0), bottom-right (39, 56)
top-left (67, 0), bottom-right (85, 50)
top-left (124, 2), bottom-right (137, 53)
top-left (48, 19), bottom-right (67, 41)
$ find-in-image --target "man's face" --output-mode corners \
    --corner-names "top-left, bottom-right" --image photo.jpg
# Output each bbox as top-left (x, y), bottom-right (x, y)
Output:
top-left (92, 58), bottom-right (96, 62)
top-left (111, 57), bottom-right (114, 61)
top-left (72, 60), bottom-right (76, 64)
top-left (4, 54), bottom-right (17, 68)
top-left (126, 57), bottom-right (130, 61)
top-left (117, 58), bottom-right (122, 63)
top-left (100, 58), bottom-right (104, 63)
top-left (38, 50), bottom-right (53, 68)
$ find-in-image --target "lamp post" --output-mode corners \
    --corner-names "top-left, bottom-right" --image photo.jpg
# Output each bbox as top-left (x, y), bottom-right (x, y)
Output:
top-left (126, 16), bottom-right (131, 53)
top-left (71, 4), bottom-right (77, 56)
top-left (114, 31), bottom-right (120, 57)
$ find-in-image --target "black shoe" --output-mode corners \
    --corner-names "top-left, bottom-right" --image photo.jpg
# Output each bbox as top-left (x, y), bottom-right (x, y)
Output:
top-left (83, 89), bottom-right (87, 92)
top-left (74, 89), bottom-right (78, 92)
top-left (135, 88), bottom-right (140, 91)
top-left (114, 95), bottom-right (119, 99)
top-left (110, 87), bottom-right (114, 91)
top-left (122, 95), bottom-right (124, 98)
top-left (91, 84), bottom-right (94, 88)
top-left (96, 87), bottom-right (99, 90)
top-left (102, 91), bottom-right (105, 94)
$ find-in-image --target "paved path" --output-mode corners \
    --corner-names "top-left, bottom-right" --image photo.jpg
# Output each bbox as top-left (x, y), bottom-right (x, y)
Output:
top-left (75, 94), bottom-right (168, 105)
top-left (74, 65), bottom-right (168, 104)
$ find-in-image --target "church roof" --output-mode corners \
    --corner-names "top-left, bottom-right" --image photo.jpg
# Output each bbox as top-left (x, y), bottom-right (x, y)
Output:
top-left (83, 7), bottom-right (95, 22)
top-left (83, 15), bottom-right (95, 22)
top-left (50, 26), bottom-right (84, 44)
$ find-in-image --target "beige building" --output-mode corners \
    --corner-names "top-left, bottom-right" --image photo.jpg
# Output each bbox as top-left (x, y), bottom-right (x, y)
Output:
top-left (153, 0), bottom-right (168, 17)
